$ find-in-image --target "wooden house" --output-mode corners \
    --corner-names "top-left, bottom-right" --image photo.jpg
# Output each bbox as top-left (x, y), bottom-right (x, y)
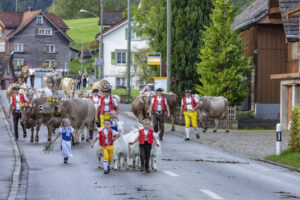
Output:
top-left (271, 1), bottom-right (300, 129)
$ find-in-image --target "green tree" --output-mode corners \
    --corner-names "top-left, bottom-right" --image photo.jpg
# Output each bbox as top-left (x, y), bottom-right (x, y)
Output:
top-left (196, 0), bottom-right (251, 106)
top-left (132, 0), bottom-right (213, 95)
top-left (290, 105), bottom-right (300, 152)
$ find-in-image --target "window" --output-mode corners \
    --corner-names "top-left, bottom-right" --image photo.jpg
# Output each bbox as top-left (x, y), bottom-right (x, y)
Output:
top-left (292, 42), bottom-right (299, 60)
top-left (14, 43), bottom-right (24, 52)
top-left (14, 59), bottom-right (24, 67)
top-left (37, 15), bottom-right (43, 24)
top-left (46, 60), bottom-right (56, 67)
top-left (116, 78), bottom-right (125, 87)
top-left (0, 42), bottom-right (5, 52)
top-left (46, 44), bottom-right (55, 53)
top-left (38, 28), bottom-right (52, 36)
top-left (116, 51), bottom-right (126, 64)
top-left (131, 31), bottom-right (141, 40)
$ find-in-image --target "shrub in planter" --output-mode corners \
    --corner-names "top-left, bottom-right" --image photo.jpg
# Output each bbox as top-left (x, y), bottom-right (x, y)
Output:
top-left (289, 105), bottom-right (300, 152)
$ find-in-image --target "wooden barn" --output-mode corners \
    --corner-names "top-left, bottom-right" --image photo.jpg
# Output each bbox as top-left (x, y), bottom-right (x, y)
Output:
top-left (233, 0), bottom-right (295, 120)
top-left (271, 1), bottom-right (300, 129)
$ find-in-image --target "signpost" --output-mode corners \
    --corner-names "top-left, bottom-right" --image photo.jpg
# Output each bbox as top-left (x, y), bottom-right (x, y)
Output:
top-left (154, 77), bottom-right (168, 91)
top-left (147, 52), bottom-right (162, 77)
top-left (95, 58), bottom-right (104, 66)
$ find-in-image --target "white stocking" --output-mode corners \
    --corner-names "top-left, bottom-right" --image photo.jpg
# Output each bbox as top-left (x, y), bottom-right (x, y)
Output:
top-left (185, 127), bottom-right (190, 138)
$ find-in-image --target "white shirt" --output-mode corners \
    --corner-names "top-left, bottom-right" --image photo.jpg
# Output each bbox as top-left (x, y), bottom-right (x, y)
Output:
top-left (92, 95), bottom-right (100, 110)
top-left (181, 96), bottom-right (199, 110)
top-left (10, 93), bottom-right (28, 111)
top-left (101, 96), bottom-right (118, 112)
top-left (151, 96), bottom-right (168, 111)
top-left (29, 68), bottom-right (35, 76)
top-left (96, 128), bottom-right (118, 144)
top-left (144, 129), bottom-right (149, 142)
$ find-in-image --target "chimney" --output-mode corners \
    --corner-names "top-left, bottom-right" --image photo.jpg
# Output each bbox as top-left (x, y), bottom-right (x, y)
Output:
top-left (28, 7), bottom-right (32, 11)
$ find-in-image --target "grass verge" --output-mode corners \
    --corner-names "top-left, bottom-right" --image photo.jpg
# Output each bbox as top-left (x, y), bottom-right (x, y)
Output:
top-left (265, 149), bottom-right (300, 169)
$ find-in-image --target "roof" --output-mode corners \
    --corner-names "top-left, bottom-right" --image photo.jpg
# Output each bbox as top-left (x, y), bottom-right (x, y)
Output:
top-left (96, 18), bottom-right (127, 38)
top-left (279, 0), bottom-right (299, 42)
top-left (78, 50), bottom-right (93, 58)
top-left (232, 0), bottom-right (269, 30)
top-left (0, 10), bottom-right (72, 42)
top-left (98, 10), bottom-right (125, 26)
top-left (0, 54), bottom-right (9, 78)
top-left (45, 13), bottom-right (68, 30)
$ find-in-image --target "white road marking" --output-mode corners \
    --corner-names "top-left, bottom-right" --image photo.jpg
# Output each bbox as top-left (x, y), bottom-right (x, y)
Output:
top-left (163, 170), bottom-right (179, 177)
top-left (200, 189), bottom-right (224, 200)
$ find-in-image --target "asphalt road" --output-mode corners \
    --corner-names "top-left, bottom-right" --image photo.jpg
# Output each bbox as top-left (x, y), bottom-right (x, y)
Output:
top-left (2, 92), bottom-right (300, 200)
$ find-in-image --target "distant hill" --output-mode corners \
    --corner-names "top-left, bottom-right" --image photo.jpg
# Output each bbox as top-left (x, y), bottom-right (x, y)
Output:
top-left (0, 0), bottom-right (52, 12)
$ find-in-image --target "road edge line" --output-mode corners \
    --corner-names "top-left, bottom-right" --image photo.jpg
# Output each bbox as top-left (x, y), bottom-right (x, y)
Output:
top-left (0, 105), bottom-right (22, 200)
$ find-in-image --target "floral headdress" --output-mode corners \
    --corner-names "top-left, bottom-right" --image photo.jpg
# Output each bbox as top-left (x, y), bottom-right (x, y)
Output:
top-left (20, 103), bottom-right (30, 109)
top-left (47, 98), bottom-right (58, 104)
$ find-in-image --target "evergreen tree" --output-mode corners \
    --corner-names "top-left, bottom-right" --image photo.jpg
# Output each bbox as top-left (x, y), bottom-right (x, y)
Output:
top-left (132, 0), bottom-right (213, 95)
top-left (196, 0), bottom-right (252, 106)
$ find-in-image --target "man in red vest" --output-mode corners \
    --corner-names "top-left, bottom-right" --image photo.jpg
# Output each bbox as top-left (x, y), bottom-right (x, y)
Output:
top-left (95, 88), bottom-right (119, 127)
top-left (179, 89), bottom-right (200, 141)
top-left (149, 88), bottom-right (170, 141)
top-left (129, 118), bottom-right (159, 173)
top-left (8, 85), bottom-right (27, 141)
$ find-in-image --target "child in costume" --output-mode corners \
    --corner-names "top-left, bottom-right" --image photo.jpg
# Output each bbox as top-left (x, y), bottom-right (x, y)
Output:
top-left (90, 119), bottom-right (120, 174)
top-left (53, 118), bottom-right (79, 163)
top-left (129, 118), bottom-right (159, 173)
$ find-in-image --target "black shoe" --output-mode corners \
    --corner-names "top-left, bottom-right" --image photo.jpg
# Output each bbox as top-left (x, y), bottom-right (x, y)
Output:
top-left (185, 138), bottom-right (190, 141)
top-left (108, 166), bottom-right (110, 173)
top-left (146, 169), bottom-right (151, 173)
top-left (104, 170), bottom-right (109, 174)
top-left (23, 133), bottom-right (27, 138)
top-left (140, 167), bottom-right (145, 171)
top-left (64, 158), bottom-right (68, 163)
top-left (196, 134), bottom-right (200, 139)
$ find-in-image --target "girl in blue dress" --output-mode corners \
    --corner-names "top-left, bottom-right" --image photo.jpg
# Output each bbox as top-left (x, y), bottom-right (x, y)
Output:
top-left (53, 118), bottom-right (78, 163)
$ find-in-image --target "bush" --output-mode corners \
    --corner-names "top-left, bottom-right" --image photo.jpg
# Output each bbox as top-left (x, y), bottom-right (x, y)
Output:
top-left (289, 105), bottom-right (300, 152)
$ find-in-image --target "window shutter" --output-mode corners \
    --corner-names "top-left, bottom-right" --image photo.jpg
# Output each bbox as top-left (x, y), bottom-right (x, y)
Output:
top-left (42, 45), bottom-right (46, 53)
top-left (111, 51), bottom-right (116, 65)
top-left (23, 45), bottom-right (27, 52)
top-left (55, 45), bottom-right (58, 53)
top-left (125, 28), bottom-right (128, 40)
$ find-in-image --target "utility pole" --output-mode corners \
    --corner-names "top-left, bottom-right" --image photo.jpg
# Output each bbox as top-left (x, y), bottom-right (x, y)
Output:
top-left (126, 0), bottom-right (131, 97)
top-left (81, 38), bottom-right (83, 74)
top-left (167, 0), bottom-right (171, 92)
top-left (53, 0), bottom-right (56, 14)
top-left (15, 0), bottom-right (18, 12)
top-left (99, 0), bottom-right (104, 80)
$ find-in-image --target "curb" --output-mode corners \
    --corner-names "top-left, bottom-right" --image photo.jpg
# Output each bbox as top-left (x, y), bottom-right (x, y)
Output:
top-left (0, 105), bottom-right (22, 200)
top-left (256, 159), bottom-right (300, 172)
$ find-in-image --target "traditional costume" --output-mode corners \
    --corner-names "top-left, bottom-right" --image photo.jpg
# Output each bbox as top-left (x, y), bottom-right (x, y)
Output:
top-left (181, 90), bottom-right (200, 140)
top-left (151, 88), bottom-right (168, 140)
top-left (97, 128), bottom-right (118, 173)
top-left (99, 95), bottom-right (118, 127)
top-left (58, 126), bottom-right (74, 163)
top-left (138, 128), bottom-right (154, 172)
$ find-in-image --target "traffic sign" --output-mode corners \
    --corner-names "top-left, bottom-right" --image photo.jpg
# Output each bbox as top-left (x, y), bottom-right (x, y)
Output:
top-left (95, 58), bottom-right (104, 66)
top-left (147, 53), bottom-right (161, 66)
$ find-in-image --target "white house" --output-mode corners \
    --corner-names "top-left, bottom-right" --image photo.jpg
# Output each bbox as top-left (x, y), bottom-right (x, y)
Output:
top-left (97, 18), bottom-right (149, 89)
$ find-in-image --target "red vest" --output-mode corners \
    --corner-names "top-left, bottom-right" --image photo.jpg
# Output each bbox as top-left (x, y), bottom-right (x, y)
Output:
top-left (89, 95), bottom-right (101, 103)
top-left (99, 96), bottom-right (115, 114)
top-left (12, 93), bottom-right (26, 109)
top-left (98, 129), bottom-right (114, 147)
top-left (152, 96), bottom-right (166, 111)
top-left (183, 96), bottom-right (196, 111)
top-left (139, 129), bottom-right (154, 144)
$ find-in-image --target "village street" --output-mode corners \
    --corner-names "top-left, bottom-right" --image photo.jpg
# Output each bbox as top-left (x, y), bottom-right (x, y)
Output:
top-left (1, 91), bottom-right (300, 200)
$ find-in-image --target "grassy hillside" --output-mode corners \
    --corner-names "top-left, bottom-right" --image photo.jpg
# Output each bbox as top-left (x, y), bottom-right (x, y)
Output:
top-left (64, 17), bottom-right (99, 50)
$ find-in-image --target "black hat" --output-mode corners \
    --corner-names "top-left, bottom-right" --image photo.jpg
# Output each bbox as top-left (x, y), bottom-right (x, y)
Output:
top-left (156, 88), bottom-right (164, 92)
top-left (13, 85), bottom-right (20, 90)
top-left (185, 89), bottom-right (192, 93)
top-left (92, 89), bottom-right (99, 93)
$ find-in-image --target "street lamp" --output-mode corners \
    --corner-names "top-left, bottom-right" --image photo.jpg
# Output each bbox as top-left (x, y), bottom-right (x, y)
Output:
top-left (80, 5), bottom-right (104, 80)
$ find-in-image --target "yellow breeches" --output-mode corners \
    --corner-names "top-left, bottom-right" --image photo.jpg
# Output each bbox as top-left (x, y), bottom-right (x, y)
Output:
top-left (100, 113), bottom-right (110, 127)
top-left (103, 145), bottom-right (114, 163)
top-left (184, 111), bottom-right (198, 128)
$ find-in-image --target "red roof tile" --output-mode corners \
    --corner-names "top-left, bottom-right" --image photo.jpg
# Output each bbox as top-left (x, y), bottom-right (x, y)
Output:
top-left (45, 13), bottom-right (68, 30)
top-left (0, 12), bottom-right (23, 29)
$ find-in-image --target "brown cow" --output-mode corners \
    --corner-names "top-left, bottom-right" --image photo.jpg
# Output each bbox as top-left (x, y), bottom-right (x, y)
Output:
top-left (21, 97), bottom-right (61, 142)
top-left (131, 93), bottom-right (179, 131)
top-left (39, 98), bottom-right (95, 144)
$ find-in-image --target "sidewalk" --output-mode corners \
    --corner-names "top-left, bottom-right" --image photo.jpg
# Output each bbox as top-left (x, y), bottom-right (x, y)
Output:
top-left (121, 110), bottom-right (289, 159)
top-left (0, 107), bottom-right (15, 200)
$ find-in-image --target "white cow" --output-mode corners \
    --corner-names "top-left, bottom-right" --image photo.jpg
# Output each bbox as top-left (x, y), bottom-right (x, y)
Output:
top-left (61, 78), bottom-right (78, 98)
top-left (35, 87), bottom-right (53, 98)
